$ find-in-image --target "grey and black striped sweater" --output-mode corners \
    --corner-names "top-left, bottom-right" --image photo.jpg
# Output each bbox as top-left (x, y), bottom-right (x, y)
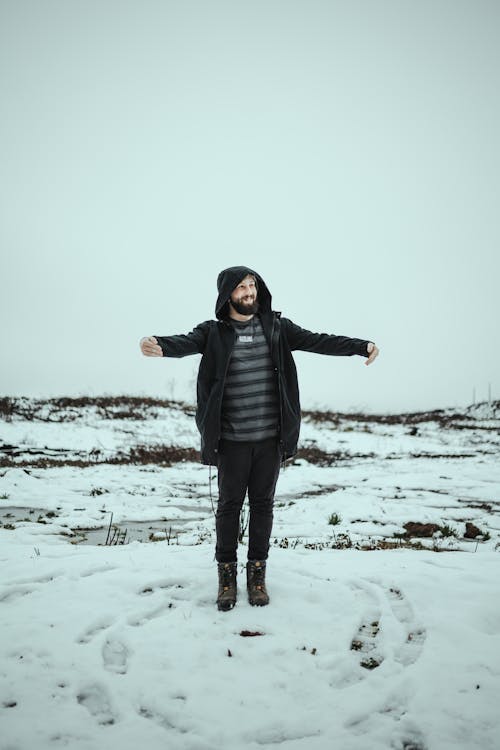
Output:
top-left (220, 314), bottom-right (280, 442)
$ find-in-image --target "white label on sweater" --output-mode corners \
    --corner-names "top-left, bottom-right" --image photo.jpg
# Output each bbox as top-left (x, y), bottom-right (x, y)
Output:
top-left (238, 335), bottom-right (253, 342)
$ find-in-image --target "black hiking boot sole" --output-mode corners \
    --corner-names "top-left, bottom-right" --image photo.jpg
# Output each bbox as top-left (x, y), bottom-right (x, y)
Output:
top-left (248, 593), bottom-right (269, 606)
top-left (217, 598), bottom-right (236, 611)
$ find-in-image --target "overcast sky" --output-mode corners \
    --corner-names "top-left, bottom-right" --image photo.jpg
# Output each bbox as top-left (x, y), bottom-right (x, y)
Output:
top-left (1, 0), bottom-right (499, 414)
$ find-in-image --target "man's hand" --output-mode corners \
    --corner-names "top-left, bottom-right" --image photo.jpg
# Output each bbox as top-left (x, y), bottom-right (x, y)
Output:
top-left (365, 342), bottom-right (379, 365)
top-left (140, 336), bottom-right (163, 357)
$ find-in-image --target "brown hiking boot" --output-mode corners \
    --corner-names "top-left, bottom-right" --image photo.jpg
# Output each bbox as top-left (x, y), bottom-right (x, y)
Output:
top-left (246, 560), bottom-right (269, 606)
top-left (216, 562), bottom-right (237, 611)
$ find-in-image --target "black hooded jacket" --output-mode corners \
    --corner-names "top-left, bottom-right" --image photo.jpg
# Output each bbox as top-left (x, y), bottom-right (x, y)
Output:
top-left (155, 266), bottom-right (371, 465)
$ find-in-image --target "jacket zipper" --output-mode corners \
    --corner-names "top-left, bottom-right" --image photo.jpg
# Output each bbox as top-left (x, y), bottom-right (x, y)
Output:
top-left (271, 312), bottom-right (286, 465)
top-left (214, 325), bottom-right (236, 456)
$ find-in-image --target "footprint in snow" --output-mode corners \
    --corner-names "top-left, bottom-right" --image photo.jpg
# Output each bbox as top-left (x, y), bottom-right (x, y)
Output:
top-left (348, 579), bottom-right (384, 670)
top-left (345, 680), bottom-right (428, 749)
top-left (127, 602), bottom-right (175, 627)
top-left (76, 683), bottom-right (117, 726)
top-left (11, 571), bottom-right (63, 586)
top-left (350, 617), bottom-right (384, 670)
top-left (0, 571), bottom-right (62, 603)
top-left (348, 578), bottom-right (427, 671)
top-left (138, 579), bottom-right (187, 596)
top-left (384, 585), bottom-right (427, 666)
top-left (76, 617), bottom-right (115, 644)
top-left (137, 704), bottom-right (187, 734)
top-left (79, 565), bottom-right (118, 578)
top-left (0, 584), bottom-right (39, 603)
top-left (102, 637), bottom-right (129, 674)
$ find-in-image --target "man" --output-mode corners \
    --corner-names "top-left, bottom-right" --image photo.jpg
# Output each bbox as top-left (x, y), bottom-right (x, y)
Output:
top-left (140, 266), bottom-right (379, 612)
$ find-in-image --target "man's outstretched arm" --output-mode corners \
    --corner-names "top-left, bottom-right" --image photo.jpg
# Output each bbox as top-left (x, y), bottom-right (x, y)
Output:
top-left (140, 321), bottom-right (210, 358)
top-left (283, 318), bottom-right (379, 364)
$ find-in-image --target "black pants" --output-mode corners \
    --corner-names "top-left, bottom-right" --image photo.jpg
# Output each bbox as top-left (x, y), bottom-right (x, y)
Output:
top-left (215, 437), bottom-right (281, 563)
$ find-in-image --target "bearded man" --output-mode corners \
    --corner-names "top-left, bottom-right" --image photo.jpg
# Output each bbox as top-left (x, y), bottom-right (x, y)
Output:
top-left (140, 266), bottom-right (379, 611)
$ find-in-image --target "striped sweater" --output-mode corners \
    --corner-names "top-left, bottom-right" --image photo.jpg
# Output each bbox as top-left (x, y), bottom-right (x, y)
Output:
top-left (220, 314), bottom-right (280, 442)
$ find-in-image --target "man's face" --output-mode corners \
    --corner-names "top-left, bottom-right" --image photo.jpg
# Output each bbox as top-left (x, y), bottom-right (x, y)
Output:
top-left (229, 274), bottom-right (259, 315)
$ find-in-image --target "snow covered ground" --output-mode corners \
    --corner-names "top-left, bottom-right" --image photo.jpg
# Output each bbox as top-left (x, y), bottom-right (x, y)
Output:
top-left (1, 397), bottom-right (499, 750)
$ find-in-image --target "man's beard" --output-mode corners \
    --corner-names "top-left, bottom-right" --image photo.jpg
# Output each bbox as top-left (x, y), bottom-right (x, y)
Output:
top-left (230, 297), bottom-right (259, 315)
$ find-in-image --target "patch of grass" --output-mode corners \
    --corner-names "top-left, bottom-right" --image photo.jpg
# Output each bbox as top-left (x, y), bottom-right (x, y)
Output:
top-left (439, 524), bottom-right (458, 538)
top-left (0, 493), bottom-right (9, 500)
top-left (328, 512), bottom-right (342, 526)
top-left (273, 537), bottom-right (304, 549)
top-left (148, 527), bottom-right (178, 545)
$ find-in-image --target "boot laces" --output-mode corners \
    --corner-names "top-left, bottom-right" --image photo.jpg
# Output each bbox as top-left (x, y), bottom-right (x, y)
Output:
top-left (251, 564), bottom-right (266, 590)
top-left (220, 564), bottom-right (235, 591)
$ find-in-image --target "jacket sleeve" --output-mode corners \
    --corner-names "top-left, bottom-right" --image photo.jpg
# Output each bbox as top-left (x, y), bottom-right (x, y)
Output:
top-left (282, 317), bottom-right (371, 357)
top-left (154, 320), bottom-right (210, 358)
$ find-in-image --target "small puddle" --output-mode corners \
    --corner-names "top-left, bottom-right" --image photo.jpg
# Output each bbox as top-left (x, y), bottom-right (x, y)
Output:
top-left (1, 506), bottom-right (50, 525)
top-left (74, 518), bottom-right (193, 545)
top-left (0, 506), bottom-right (212, 545)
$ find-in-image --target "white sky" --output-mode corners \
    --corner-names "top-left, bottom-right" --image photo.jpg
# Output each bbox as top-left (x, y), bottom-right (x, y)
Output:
top-left (1, 0), bottom-right (499, 413)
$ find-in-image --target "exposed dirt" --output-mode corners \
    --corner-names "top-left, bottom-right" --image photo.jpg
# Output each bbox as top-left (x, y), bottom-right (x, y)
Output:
top-left (1, 396), bottom-right (499, 469)
top-left (2, 395), bottom-right (498, 428)
top-left (0, 444), bottom-right (199, 469)
top-left (303, 401), bottom-right (500, 430)
top-left (0, 395), bottom-right (195, 423)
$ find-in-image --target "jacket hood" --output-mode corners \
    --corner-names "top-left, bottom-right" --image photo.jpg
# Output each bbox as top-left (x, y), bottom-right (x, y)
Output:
top-left (215, 266), bottom-right (272, 320)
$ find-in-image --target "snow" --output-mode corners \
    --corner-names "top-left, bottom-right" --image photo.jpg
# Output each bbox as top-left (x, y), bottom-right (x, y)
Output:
top-left (1, 399), bottom-right (500, 750)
